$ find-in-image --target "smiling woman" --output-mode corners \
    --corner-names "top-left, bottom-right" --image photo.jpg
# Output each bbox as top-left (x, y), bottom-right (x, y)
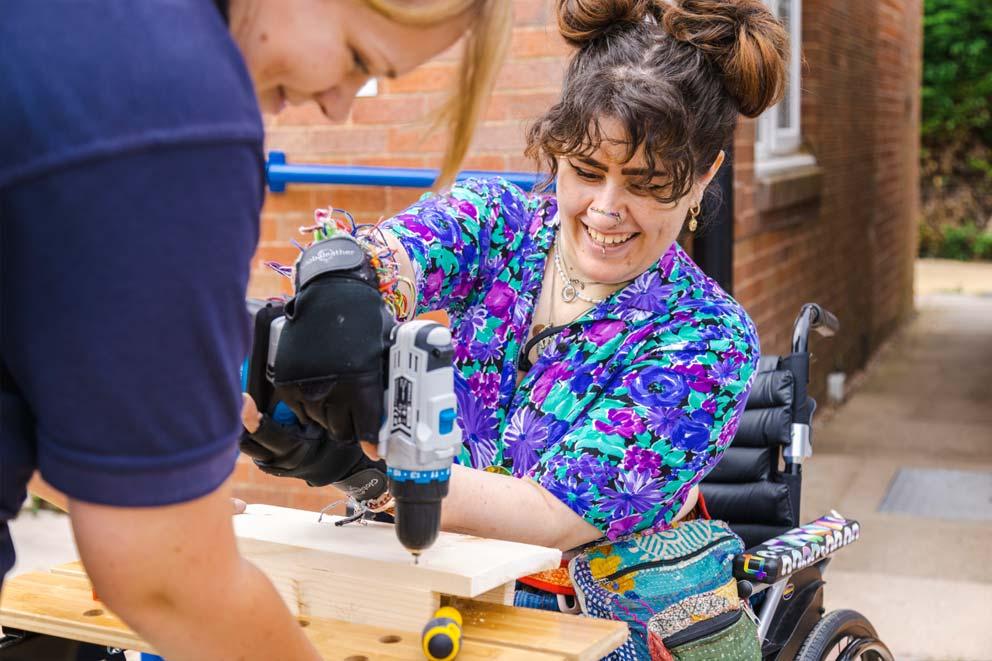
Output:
top-left (230, 0), bottom-right (510, 183)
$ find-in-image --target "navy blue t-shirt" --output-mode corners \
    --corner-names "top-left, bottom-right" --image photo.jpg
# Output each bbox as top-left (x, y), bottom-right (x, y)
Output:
top-left (0, 2), bottom-right (265, 578)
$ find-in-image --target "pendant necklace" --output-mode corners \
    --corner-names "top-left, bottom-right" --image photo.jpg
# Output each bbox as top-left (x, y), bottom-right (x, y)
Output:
top-left (553, 235), bottom-right (607, 304)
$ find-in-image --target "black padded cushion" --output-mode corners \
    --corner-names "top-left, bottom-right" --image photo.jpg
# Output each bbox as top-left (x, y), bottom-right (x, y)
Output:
top-left (701, 357), bottom-right (804, 546)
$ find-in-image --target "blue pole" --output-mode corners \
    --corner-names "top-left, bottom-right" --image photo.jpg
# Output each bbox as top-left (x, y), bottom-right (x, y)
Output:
top-left (265, 151), bottom-right (547, 193)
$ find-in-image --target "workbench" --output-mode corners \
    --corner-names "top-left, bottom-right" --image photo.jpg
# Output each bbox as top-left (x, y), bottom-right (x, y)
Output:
top-left (0, 562), bottom-right (625, 659)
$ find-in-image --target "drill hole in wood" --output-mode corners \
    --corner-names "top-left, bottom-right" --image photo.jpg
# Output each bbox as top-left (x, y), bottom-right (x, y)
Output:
top-left (82, 609), bottom-right (103, 617)
top-left (297, 618), bottom-right (310, 628)
top-left (343, 656), bottom-right (369, 661)
top-left (378, 635), bottom-right (402, 644)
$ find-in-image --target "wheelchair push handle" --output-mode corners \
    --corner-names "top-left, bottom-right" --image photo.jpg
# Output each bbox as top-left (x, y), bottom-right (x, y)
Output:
top-left (792, 303), bottom-right (839, 354)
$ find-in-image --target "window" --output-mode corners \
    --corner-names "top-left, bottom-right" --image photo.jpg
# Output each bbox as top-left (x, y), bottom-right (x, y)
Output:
top-left (755, 0), bottom-right (814, 174)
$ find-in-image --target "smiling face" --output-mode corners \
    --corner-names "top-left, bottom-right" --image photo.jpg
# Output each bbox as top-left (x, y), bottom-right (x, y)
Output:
top-left (231, 0), bottom-right (472, 120)
top-left (555, 117), bottom-right (723, 287)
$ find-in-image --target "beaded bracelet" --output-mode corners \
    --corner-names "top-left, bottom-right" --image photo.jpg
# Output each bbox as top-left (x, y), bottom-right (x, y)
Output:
top-left (264, 205), bottom-right (416, 322)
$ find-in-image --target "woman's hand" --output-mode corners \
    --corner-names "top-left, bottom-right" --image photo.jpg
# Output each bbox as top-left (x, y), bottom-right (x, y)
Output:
top-left (241, 393), bottom-right (262, 433)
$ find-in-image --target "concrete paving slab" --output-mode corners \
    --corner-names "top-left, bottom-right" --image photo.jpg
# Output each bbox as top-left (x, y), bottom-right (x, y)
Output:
top-left (823, 570), bottom-right (992, 661)
top-left (6, 509), bottom-right (76, 578)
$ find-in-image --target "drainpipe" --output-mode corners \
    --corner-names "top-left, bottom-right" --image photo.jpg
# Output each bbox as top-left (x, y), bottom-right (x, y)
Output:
top-left (693, 143), bottom-right (735, 295)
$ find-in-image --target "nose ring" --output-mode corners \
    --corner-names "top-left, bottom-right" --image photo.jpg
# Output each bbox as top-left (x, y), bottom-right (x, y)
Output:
top-left (590, 206), bottom-right (622, 226)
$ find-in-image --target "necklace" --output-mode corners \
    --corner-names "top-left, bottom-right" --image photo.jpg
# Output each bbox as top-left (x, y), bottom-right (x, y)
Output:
top-left (553, 236), bottom-right (607, 304)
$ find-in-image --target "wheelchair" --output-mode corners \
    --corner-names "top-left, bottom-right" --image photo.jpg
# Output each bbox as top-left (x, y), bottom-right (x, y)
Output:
top-left (701, 303), bottom-right (894, 660)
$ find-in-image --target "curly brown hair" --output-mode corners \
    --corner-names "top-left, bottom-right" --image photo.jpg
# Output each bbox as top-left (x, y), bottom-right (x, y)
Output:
top-left (527, 0), bottom-right (789, 204)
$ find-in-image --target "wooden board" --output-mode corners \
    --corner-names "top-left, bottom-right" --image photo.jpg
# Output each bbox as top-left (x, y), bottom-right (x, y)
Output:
top-left (232, 504), bottom-right (561, 631)
top-left (234, 505), bottom-right (562, 597)
top-left (0, 571), bottom-right (566, 660)
top-left (447, 597), bottom-right (629, 661)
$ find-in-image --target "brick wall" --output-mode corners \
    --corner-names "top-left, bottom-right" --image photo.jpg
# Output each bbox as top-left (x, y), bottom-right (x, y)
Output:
top-left (236, 0), bottom-right (922, 508)
top-left (733, 0), bottom-right (921, 397)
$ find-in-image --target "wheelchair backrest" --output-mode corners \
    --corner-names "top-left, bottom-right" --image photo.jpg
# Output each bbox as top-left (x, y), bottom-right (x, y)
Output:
top-left (700, 355), bottom-right (811, 548)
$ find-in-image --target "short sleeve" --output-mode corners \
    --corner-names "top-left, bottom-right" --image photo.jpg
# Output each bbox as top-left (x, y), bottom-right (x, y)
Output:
top-left (379, 177), bottom-right (535, 314)
top-left (527, 331), bottom-right (759, 540)
top-left (1, 142), bottom-right (263, 506)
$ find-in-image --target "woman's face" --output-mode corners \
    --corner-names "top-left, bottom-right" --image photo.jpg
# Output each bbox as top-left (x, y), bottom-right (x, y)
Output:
top-left (232, 0), bottom-right (472, 119)
top-left (555, 117), bottom-right (722, 286)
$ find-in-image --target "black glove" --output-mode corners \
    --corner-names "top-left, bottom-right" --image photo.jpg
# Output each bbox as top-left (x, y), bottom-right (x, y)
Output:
top-left (270, 235), bottom-right (396, 443)
top-left (239, 415), bottom-right (388, 504)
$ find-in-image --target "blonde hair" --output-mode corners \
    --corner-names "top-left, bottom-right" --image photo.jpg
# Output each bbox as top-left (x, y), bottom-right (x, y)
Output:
top-left (363, 0), bottom-right (512, 187)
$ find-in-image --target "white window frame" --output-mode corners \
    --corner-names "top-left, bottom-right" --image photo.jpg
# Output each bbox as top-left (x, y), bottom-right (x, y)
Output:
top-left (755, 0), bottom-right (815, 175)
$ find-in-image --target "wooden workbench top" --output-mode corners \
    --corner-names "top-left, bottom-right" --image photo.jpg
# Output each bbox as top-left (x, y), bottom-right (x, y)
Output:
top-left (0, 564), bottom-right (627, 660)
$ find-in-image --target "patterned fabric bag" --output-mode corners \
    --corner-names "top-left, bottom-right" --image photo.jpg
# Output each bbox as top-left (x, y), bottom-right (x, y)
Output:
top-left (568, 519), bottom-right (760, 660)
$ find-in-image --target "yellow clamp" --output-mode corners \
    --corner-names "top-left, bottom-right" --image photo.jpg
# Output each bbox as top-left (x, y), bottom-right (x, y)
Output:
top-left (422, 606), bottom-right (462, 660)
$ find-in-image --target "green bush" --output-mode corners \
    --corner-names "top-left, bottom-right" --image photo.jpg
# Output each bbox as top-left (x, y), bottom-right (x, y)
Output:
top-left (923, 0), bottom-right (992, 144)
top-left (920, 223), bottom-right (992, 261)
top-left (974, 232), bottom-right (992, 260)
top-left (938, 223), bottom-right (979, 260)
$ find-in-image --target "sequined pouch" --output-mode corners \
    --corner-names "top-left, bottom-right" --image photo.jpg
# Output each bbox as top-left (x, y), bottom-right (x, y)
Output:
top-left (568, 519), bottom-right (756, 660)
top-left (659, 607), bottom-right (761, 660)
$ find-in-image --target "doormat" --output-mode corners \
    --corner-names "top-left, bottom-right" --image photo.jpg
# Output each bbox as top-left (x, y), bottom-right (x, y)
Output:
top-left (878, 468), bottom-right (992, 521)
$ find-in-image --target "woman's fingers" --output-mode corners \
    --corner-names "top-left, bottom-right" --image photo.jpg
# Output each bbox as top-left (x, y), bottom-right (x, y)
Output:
top-left (241, 393), bottom-right (262, 433)
top-left (360, 441), bottom-right (380, 461)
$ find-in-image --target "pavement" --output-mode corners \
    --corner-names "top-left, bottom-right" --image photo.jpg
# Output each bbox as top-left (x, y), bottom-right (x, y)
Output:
top-left (804, 258), bottom-right (992, 661)
top-left (4, 257), bottom-right (991, 660)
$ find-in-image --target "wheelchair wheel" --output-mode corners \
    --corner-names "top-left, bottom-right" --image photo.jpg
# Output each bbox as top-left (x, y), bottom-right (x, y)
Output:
top-left (795, 609), bottom-right (895, 661)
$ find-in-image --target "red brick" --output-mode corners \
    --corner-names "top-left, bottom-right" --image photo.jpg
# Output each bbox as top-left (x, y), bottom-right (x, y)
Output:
top-left (388, 187), bottom-right (431, 211)
top-left (513, 0), bottom-right (551, 26)
top-left (305, 127), bottom-right (389, 155)
top-left (484, 91), bottom-right (560, 122)
top-left (494, 59), bottom-right (565, 91)
top-left (510, 29), bottom-right (572, 59)
top-left (387, 125), bottom-right (449, 154)
top-left (351, 95), bottom-right (428, 125)
top-left (314, 187), bottom-right (388, 214)
top-left (469, 122), bottom-right (527, 153)
top-left (382, 63), bottom-right (456, 95)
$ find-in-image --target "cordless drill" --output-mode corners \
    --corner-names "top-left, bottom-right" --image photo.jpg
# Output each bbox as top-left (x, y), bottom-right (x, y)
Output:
top-left (378, 319), bottom-right (461, 559)
top-left (244, 235), bottom-right (461, 558)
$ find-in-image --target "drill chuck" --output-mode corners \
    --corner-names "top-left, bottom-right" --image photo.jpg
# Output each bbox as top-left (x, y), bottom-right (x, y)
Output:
top-left (388, 470), bottom-right (450, 553)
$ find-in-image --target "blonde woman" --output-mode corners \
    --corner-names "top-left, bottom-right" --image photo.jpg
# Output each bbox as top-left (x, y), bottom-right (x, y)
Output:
top-left (0, 1), bottom-right (509, 659)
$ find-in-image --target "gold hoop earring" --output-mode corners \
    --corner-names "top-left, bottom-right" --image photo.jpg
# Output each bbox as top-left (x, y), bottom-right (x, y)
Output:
top-left (687, 204), bottom-right (701, 233)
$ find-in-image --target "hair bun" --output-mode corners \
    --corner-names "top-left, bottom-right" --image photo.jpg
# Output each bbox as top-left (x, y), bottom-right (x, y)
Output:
top-left (556, 0), bottom-right (654, 48)
top-left (661, 0), bottom-right (789, 117)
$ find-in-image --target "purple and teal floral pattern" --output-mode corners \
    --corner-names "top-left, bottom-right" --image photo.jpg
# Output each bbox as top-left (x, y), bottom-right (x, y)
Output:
top-left (381, 178), bottom-right (759, 540)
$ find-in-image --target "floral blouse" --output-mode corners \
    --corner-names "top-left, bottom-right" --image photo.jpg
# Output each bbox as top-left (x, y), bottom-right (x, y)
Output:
top-left (380, 178), bottom-right (759, 540)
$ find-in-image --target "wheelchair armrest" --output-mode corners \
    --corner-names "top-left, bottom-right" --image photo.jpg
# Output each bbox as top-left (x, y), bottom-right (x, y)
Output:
top-left (732, 512), bottom-right (860, 584)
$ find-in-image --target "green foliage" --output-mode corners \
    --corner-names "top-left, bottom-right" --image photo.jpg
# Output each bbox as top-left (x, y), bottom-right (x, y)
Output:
top-left (920, 222), bottom-right (992, 261)
top-left (940, 223), bottom-right (980, 260)
top-left (974, 232), bottom-right (992, 260)
top-left (923, 0), bottom-right (992, 143)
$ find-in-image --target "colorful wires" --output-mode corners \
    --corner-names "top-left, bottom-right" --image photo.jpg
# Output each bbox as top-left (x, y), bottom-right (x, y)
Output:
top-left (265, 205), bottom-right (415, 322)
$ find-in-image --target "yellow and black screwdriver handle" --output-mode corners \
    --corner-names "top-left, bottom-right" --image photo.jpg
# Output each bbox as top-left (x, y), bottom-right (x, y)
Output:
top-left (422, 606), bottom-right (462, 660)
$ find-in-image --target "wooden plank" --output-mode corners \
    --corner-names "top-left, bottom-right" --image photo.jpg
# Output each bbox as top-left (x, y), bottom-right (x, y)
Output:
top-left (234, 504), bottom-right (562, 597)
top-left (50, 561), bottom-right (86, 577)
top-left (0, 572), bottom-right (149, 653)
top-left (450, 597), bottom-right (629, 661)
top-left (237, 536), bottom-right (442, 632)
top-left (0, 572), bottom-right (564, 660)
top-left (472, 581), bottom-right (516, 606)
